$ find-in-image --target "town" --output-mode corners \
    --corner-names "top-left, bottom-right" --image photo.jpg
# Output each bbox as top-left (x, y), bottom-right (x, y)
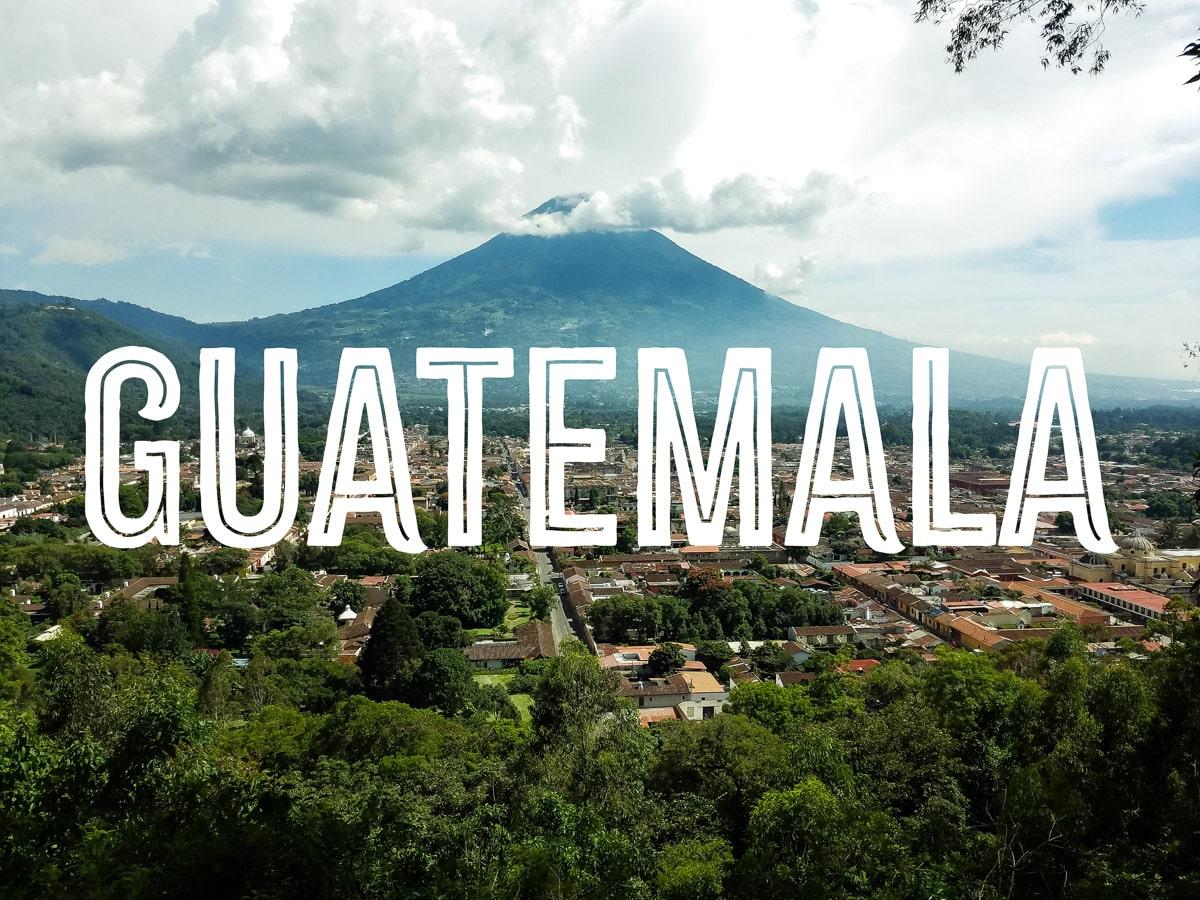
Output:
top-left (3, 406), bottom-right (1200, 894)
top-left (6, 408), bottom-right (1199, 719)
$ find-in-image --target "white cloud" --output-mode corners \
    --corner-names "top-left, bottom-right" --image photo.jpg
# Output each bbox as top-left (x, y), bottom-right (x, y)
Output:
top-left (514, 170), bottom-right (848, 234)
top-left (788, 235), bottom-right (1200, 378)
top-left (159, 240), bottom-right (213, 259)
top-left (753, 254), bottom-right (818, 297)
top-left (0, 0), bottom-right (858, 238)
top-left (33, 236), bottom-right (129, 266)
top-left (1039, 331), bottom-right (1100, 346)
top-left (0, 0), bottom-right (654, 233)
top-left (0, 243), bottom-right (19, 257)
top-left (551, 95), bottom-right (586, 160)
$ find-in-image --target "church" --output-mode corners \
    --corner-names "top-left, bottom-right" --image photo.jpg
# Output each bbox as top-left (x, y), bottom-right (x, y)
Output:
top-left (1070, 533), bottom-right (1200, 583)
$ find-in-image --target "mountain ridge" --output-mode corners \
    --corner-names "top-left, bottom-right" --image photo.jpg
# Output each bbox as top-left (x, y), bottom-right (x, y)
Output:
top-left (0, 227), bottom-right (1194, 422)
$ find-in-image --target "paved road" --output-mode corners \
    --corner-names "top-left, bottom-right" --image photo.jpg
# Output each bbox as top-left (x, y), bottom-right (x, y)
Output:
top-left (512, 442), bottom-right (589, 654)
top-left (534, 550), bottom-right (573, 650)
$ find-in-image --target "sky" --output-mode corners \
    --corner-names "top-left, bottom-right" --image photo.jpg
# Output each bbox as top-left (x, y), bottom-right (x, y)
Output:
top-left (0, 0), bottom-right (1197, 379)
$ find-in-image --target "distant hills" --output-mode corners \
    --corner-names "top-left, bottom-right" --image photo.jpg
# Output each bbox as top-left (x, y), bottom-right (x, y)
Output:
top-left (0, 212), bottom-right (1195, 439)
top-left (0, 300), bottom-right (202, 440)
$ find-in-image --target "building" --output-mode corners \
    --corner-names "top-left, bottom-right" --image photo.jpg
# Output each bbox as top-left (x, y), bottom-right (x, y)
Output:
top-left (621, 670), bottom-right (729, 724)
top-left (464, 620), bottom-right (557, 669)
top-left (1074, 583), bottom-right (1173, 622)
top-left (337, 605), bottom-right (379, 663)
top-left (787, 624), bottom-right (855, 647)
top-left (1070, 534), bottom-right (1200, 583)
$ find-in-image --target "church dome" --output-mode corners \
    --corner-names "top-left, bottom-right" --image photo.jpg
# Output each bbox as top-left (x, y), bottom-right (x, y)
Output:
top-left (1118, 533), bottom-right (1156, 556)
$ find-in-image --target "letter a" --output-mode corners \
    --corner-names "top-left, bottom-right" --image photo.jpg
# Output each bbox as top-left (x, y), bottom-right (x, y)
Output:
top-left (785, 349), bottom-right (902, 553)
top-left (309, 349), bottom-right (425, 552)
top-left (998, 348), bottom-right (1115, 552)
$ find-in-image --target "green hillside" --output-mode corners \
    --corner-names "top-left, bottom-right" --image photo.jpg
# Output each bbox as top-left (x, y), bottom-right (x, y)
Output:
top-left (0, 303), bottom-right (201, 441)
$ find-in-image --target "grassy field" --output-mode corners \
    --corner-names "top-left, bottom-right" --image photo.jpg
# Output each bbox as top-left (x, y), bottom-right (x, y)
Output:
top-left (474, 672), bottom-right (514, 687)
top-left (510, 693), bottom-right (534, 720)
top-left (464, 597), bottom-right (533, 641)
top-left (473, 671), bottom-right (533, 724)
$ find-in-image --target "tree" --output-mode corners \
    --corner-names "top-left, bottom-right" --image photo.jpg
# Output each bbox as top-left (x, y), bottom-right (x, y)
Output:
top-left (328, 579), bottom-right (367, 614)
top-left (615, 524), bottom-right (639, 554)
top-left (33, 631), bottom-right (119, 739)
top-left (481, 494), bottom-right (523, 546)
top-left (0, 605), bottom-right (34, 706)
top-left (527, 583), bottom-right (555, 621)
top-left (914, 1), bottom-right (1196, 83)
top-left (413, 610), bottom-right (466, 650)
top-left (94, 601), bottom-right (192, 658)
top-left (213, 592), bottom-right (265, 649)
top-left (651, 714), bottom-right (790, 841)
top-left (824, 512), bottom-right (855, 539)
top-left (407, 648), bottom-right (481, 717)
top-left (409, 551), bottom-right (508, 628)
top-left (198, 650), bottom-right (239, 718)
top-left (749, 642), bottom-right (793, 678)
top-left (1193, 448), bottom-right (1200, 601)
top-left (415, 507), bottom-right (449, 548)
top-left (585, 592), bottom-right (659, 643)
top-left (695, 639), bottom-right (735, 672)
top-left (1145, 491), bottom-right (1194, 520)
top-left (43, 574), bottom-right (87, 621)
top-left (169, 555), bottom-right (217, 643)
top-left (9, 518), bottom-right (68, 541)
top-left (357, 596), bottom-right (425, 699)
top-left (476, 682), bottom-right (520, 721)
top-left (726, 682), bottom-right (813, 734)
top-left (194, 547), bottom-right (250, 576)
top-left (655, 837), bottom-right (732, 900)
top-left (530, 640), bottom-right (627, 749)
top-left (252, 616), bottom-right (338, 661)
top-left (253, 565), bottom-right (325, 631)
top-left (743, 777), bottom-right (862, 896)
top-left (649, 642), bottom-right (686, 676)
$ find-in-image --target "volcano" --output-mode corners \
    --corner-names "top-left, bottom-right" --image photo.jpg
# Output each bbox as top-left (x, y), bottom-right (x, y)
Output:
top-left (0, 207), bottom-right (1191, 420)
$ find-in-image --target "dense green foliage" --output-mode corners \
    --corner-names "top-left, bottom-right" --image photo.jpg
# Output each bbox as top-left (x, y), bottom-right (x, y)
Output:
top-left (407, 551), bottom-right (509, 629)
top-left (586, 571), bottom-right (841, 644)
top-left (0, 301), bottom-right (206, 442)
top-left (3, 602), bottom-right (1200, 898)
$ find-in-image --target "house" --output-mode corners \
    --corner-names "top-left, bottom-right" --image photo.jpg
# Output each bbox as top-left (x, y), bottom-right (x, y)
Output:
top-left (337, 605), bottom-right (379, 663)
top-left (464, 620), bottom-right (557, 669)
top-left (837, 658), bottom-right (881, 675)
top-left (357, 575), bottom-right (397, 608)
top-left (33, 624), bottom-right (64, 643)
top-left (598, 643), bottom-right (701, 676)
top-left (944, 616), bottom-right (1013, 652)
top-left (724, 657), bottom-right (761, 686)
top-left (776, 671), bottom-right (818, 687)
top-left (507, 573), bottom-right (537, 598)
top-left (787, 624), bottom-right (855, 647)
top-left (621, 670), bottom-right (729, 725)
top-left (17, 600), bottom-right (51, 624)
top-left (110, 577), bottom-right (179, 610)
top-left (1074, 582), bottom-right (1172, 622)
